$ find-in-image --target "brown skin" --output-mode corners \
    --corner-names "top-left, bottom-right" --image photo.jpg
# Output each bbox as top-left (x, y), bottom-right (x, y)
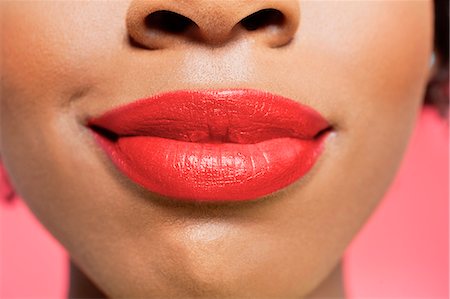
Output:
top-left (0, 1), bottom-right (433, 298)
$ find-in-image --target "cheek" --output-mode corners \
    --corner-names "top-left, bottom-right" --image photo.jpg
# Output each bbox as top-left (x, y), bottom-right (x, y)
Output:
top-left (299, 0), bottom-right (433, 107)
top-left (281, 0), bottom-right (434, 287)
top-left (0, 1), bottom-right (130, 183)
top-left (294, 1), bottom-right (433, 175)
top-left (0, 1), bottom-right (127, 111)
top-left (0, 1), bottom-right (130, 245)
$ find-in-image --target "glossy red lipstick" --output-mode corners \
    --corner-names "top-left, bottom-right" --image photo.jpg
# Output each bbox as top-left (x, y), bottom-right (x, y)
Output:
top-left (88, 89), bottom-right (330, 202)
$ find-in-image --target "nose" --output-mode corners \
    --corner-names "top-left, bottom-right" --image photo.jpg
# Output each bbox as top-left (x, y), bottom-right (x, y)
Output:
top-left (126, 0), bottom-right (300, 49)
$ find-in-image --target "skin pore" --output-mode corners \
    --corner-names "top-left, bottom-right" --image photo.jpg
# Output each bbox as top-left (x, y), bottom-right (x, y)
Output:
top-left (0, 1), bottom-right (433, 298)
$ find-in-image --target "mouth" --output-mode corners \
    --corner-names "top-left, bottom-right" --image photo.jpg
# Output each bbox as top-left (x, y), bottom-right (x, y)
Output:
top-left (87, 89), bottom-right (332, 202)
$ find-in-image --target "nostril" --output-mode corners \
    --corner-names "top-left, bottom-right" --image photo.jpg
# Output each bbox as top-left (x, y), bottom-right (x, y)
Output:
top-left (144, 10), bottom-right (196, 34)
top-left (240, 9), bottom-right (285, 32)
top-left (127, 1), bottom-right (299, 49)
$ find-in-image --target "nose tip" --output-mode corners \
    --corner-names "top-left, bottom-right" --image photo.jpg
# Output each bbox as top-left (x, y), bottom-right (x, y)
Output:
top-left (126, 0), bottom-right (300, 49)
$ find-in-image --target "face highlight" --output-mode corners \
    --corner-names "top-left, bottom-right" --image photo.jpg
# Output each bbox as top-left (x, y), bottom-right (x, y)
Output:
top-left (0, 1), bottom-right (433, 297)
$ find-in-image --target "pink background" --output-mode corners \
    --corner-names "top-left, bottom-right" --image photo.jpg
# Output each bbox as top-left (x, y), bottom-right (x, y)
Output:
top-left (0, 107), bottom-right (448, 298)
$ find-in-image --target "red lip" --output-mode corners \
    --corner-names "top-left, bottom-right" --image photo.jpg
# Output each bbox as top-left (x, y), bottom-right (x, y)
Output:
top-left (88, 89), bottom-right (331, 202)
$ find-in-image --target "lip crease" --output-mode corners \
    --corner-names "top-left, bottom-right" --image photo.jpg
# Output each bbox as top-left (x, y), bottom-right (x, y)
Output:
top-left (87, 89), bottom-right (332, 202)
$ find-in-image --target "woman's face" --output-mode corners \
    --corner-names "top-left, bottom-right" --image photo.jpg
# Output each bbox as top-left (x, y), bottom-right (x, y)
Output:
top-left (1, 1), bottom-right (433, 297)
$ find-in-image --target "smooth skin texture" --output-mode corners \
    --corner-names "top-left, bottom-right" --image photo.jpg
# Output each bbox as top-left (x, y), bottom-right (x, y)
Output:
top-left (0, 0), bottom-right (433, 298)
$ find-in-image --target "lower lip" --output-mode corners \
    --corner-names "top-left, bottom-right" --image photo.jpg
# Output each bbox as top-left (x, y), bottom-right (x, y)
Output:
top-left (92, 131), bottom-right (328, 202)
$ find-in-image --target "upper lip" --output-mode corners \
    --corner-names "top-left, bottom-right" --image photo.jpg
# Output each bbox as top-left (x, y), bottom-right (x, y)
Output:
top-left (87, 89), bottom-right (330, 143)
